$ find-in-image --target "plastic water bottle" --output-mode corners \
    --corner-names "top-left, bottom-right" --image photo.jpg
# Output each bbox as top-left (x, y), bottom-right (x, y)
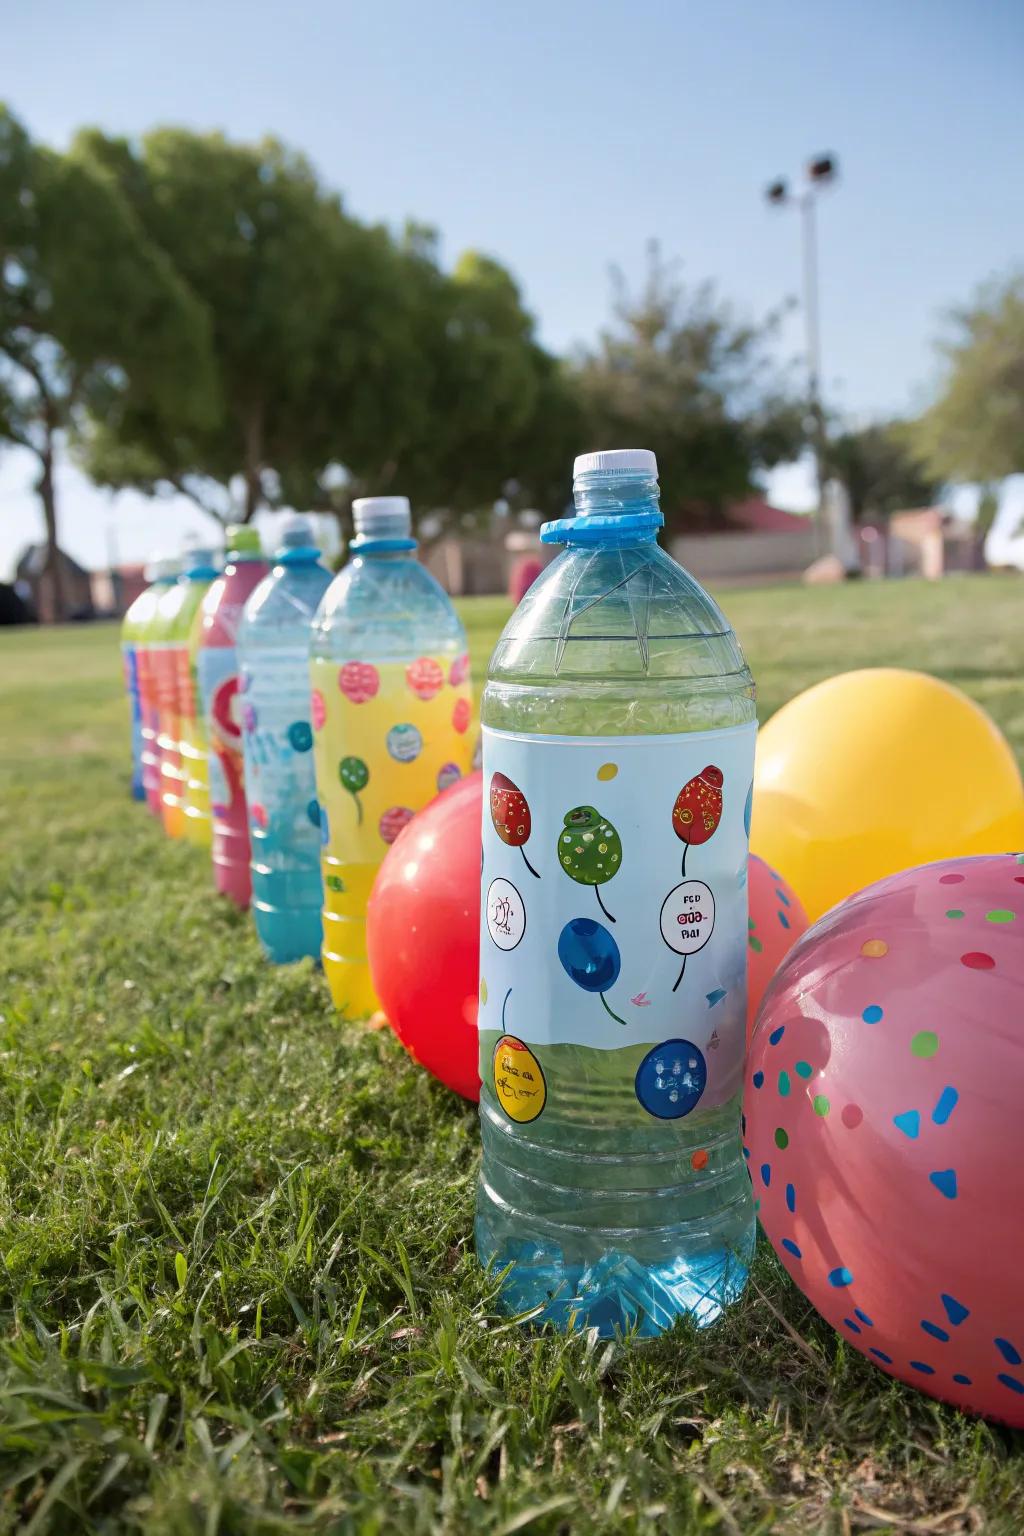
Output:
top-left (134, 556), bottom-right (180, 817)
top-left (310, 496), bottom-right (474, 1015)
top-left (196, 526), bottom-right (269, 906)
top-left (180, 549), bottom-right (224, 849)
top-left (237, 517), bottom-right (333, 962)
top-left (155, 541), bottom-right (221, 838)
top-left (476, 449), bottom-right (757, 1336)
top-left (121, 561), bottom-right (168, 801)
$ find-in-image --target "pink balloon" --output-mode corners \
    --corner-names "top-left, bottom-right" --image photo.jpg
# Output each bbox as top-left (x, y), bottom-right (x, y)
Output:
top-left (747, 854), bottom-right (809, 1040)
top-left (745, 853), bottom-right (1024, 1425)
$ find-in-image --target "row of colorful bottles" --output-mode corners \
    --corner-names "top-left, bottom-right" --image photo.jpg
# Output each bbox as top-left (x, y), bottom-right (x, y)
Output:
top-left (121, 452), bottom-right (756, 1338)
top-left (120, 501), bottom-right (472, 1010)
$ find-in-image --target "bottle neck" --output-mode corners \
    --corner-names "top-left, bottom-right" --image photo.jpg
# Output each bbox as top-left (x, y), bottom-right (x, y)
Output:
top-left (349, 538), bottom-right (418, 560)
top-left (275, 547), bottom-right (322, 568)
top-left (542, 470), bottom-right (663, 548)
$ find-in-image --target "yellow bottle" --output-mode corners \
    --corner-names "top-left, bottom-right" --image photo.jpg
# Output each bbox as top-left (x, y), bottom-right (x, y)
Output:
top-left (310, 497), bottom-right (474, 1015)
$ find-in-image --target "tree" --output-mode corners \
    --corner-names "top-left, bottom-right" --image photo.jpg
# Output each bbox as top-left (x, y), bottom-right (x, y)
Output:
top-left (75, 126), bottom-right (373, 526)
top-left (828, 421), bottom-right (939, 522)
top-left (910, 271), bottom-right (1024, 484)
top-left (76, 130), bottom-right (574, 537)
top-left (571, 243), bottom-right (803, 536)
top-left (0, 107), bottom-right (214, 619)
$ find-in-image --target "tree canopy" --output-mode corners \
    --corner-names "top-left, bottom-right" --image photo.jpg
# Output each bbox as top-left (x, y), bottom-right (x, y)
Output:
top-left (827, 422), bottom-right (939, 522)
top-left (571, 244), bottom-right (804, 536)
top-left (0, 107), bottom-right (214, 618)
top-left (909, 271), bottom-right (1024, 485)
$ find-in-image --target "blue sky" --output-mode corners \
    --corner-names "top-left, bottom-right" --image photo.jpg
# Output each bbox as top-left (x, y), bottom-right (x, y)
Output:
top-left (2, 0), bottom-right (1023, 574)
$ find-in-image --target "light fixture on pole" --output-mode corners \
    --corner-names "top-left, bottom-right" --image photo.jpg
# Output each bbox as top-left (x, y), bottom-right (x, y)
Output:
top-left (764, 154), bottom-right (839, 550)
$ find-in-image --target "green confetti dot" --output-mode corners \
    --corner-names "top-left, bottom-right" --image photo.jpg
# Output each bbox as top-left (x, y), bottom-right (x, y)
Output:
top-left (774, 1127), bottom-right (789, 1149)
top-left (813, 1095), bottom-right (830, 1116)
top-left (987, 909), bottom-right (1015, 924)
top-left (945, 909), bottom-right (964, 919)
top-left (778, 1071), bottom-right (791, 1097)
top-left (754, 1198), bottom-right (761, 1212)
top-left (794, 1061), bottom-right (813, 1079)
top-left (749, 935), bottom-right (764, 954)
top-left (911, 1030), bottom-right (939, 1058)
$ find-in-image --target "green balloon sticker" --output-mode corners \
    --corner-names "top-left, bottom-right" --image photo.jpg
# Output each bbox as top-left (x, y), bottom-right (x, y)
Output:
top-left (557, 805), bottom-right (622, 922)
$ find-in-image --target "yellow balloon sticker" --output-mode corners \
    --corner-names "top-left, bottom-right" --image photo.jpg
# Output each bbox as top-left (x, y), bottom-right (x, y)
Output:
top-left (596, 762), bottom-right (618, 781)
top-left (493, 1035), bottom-right (547, 1123)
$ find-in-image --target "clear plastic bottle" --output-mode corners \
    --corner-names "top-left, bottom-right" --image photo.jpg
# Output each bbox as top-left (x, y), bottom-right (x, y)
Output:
top-left (155, 541), bottom-right (221, 839)
top-left (237, 517), bottom-right (334, 963)
top-left (121, 561), bottom-right (166, 802)
top-left (196, 526), bottom-right (270, 907)
top-left (476, 449), bottom-right (757, 1337)
top-left (135, 557), bottom-right (181, 818)
top-left (310, 496), bottom-right (474, 1015)
top-left (180, 550), bottom-right (224, 850)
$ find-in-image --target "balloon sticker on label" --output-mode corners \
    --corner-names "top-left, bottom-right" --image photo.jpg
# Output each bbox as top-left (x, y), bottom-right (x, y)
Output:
top-left (486, 877), bottom-right (526, 950)
top-left (635, 1038), bottom-right (707, 1119)
top-left (492, 990), bottom-right (546, 1123)
top-left (660, 880), bottom-right (715, 991)
top-left (558, 804), bottom-right (622, 921)
top-left (387, 723), bottom-right (422, 763)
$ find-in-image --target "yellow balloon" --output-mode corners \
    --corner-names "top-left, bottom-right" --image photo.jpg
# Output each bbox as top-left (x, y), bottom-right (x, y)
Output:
top-left (750, 668), bottom-right (1024, 921)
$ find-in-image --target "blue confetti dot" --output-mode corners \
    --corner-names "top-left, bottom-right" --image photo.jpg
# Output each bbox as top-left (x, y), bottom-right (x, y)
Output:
top-left (870, 1348), bottom-right (893, 1364)
top-left (862, 1004), bottom-right (884, 1024)
top-left (742, 1146), bottom-right (751, 1160)
top-left (910, 1361), bottom-right (935, 1375)
top-left (953, 1373), bottom-right (972, 1385)
top-left (929, 1169), bottom-right (958, 1200)
top-left (785, 1182), bottom-right (796, 1214)
top-left (760, 1163), bottom-right (772, 1187)
top-left (752, 1071), bottom-right (764, 1089)
top-left (776, 887), bottom-right (791, 908)
top-left (932, 1086), bottom-right (959, 1126)
top-left (829, 1267), bottom-right (854, 1288)
top-left (998, 1374), bottom-right (1024, 1395)
top-left (778, 910), bottom-right (790, 930)
top-left (769, 1026), bottom-right (785, 1046)
top-left (921, 1321), bottom-right (950, 1343)
top-left (854, 1309), bottom-right (873, 1327)
top-left (941, 1294), bottom-right (970, 1326)
top-left (996, 1338), bottom-right (1022, 1366)
top-left (781, 1238), bottom-right (801, 1259)
top-left (306, 798), bottom-right (321, 828)
top-left (893, 1110), bottom-right (920, 1139)
top-left (844, 1318), bottom-right (861, 1334)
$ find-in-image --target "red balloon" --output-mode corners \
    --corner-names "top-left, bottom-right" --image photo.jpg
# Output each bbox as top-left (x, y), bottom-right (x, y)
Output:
top-left (367, 772), bottom-right (483, 1101)
top-left (672, 764), bottom-right (724, 848)
top-left (746, 853), bottom-right (809, 1039)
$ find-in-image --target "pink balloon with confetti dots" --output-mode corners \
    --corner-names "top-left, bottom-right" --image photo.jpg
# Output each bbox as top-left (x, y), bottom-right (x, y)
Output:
top-left (452, 697), bottom-right (471, 735)
top-left (747, 854), bottom-right (809, 1040)
top-left (745, 853), bottom-right (1024, 1426)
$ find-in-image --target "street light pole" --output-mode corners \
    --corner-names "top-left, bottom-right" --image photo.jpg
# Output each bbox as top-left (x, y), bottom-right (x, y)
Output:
top-left (765, 154), bottom-right (838, 555)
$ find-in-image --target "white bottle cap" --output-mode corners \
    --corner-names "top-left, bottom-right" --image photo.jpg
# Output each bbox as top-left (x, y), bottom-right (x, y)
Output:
top-left (572, 448), bottom-right (659, 480)
top-left (352, 495), bottom-right (412, 540)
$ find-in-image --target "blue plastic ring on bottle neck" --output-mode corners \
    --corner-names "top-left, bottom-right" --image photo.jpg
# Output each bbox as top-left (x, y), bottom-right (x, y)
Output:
top-left (275, 545), bottom-right (322, 565)
top-left (540, 509), bottom-right (663, 546)
top-left (349, 536), bottom-right (418, 554)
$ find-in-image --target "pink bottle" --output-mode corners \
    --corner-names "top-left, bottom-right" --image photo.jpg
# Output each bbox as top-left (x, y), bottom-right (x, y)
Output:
top-left (195, 525), bottom-right (269, 906)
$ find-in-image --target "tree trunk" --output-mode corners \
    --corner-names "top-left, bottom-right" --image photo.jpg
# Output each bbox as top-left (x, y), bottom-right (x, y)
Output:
top-left (242, 405), bottom-right (263, 523)
top-left (37, 441), bottom-right (65, 624)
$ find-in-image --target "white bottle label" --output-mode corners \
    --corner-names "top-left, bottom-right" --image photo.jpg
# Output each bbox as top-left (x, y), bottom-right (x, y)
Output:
top-left (479, 721), bottom-right (756, 1123)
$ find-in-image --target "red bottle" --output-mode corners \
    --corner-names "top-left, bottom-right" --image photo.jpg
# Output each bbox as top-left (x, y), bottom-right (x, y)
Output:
top-left (195, 526), bottom-right (269, 907)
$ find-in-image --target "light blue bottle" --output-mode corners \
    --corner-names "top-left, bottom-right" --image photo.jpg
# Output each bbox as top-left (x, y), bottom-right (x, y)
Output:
top-left (237, 516), bottom-right (334, 963)
top-left (476, 448), bottom-right (757, 1336)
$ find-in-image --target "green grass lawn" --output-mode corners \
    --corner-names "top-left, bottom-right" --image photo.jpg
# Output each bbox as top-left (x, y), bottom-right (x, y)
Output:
top-left (1, 575), bottom-right (1023, 1535)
